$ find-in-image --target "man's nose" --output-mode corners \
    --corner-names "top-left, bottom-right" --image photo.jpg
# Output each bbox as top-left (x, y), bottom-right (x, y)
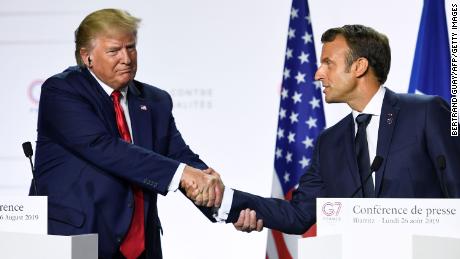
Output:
top-left (120, 48), bottom-right (131, 64)
top-left (314, 67), bottom-right (322, 81)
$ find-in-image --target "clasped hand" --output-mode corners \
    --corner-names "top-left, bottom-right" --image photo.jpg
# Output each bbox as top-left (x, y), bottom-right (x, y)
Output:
top-left (233, 209), bottom-right (263, 233)
top-left (180, 166), bottom-right (224, 207)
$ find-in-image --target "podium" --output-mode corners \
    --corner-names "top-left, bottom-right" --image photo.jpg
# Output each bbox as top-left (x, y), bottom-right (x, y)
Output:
top-left (0, 232), bottom-right (98, 259)
top-left (298, 198), bottom-right (460, 259)
top-left (0, 196), bottom-right (98, 259)
top-left (299, 234), bottom-right (460, 259)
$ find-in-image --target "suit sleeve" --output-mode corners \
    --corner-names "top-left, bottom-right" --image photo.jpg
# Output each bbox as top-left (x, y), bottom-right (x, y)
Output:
top-left (225, 134), bottom-right (325, 234)
top-left (425, 97), bottom-right (460, 197)
top-left (39, 77), bottom-right (182, 195)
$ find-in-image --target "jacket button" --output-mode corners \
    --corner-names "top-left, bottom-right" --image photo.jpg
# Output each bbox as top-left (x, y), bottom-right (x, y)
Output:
top-left (128, 202), bottom-right (133, 208)
top-left (117, 237), bottom-right (122, 243)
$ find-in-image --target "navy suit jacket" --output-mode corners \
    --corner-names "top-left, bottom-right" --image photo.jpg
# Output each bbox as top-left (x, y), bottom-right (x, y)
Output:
top-left (227, 89), bottom-right (460, 234)
top-left (32, 66), bottom-right (211, 258)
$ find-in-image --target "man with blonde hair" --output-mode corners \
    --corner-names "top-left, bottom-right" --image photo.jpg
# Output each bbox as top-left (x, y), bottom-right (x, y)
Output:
top-left (32, 9), bottom-right (223, 259)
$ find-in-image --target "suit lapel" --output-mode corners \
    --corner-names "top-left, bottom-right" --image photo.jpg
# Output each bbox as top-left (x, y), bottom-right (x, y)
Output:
top-left (127, 82), bottom-right (153, 150)
top-left (81, 68), bottom-right (119, 136)
top-left (375, 89), bottom-right (400, 195)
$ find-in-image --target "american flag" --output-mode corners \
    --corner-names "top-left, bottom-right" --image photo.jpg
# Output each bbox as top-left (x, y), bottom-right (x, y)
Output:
top-left (266, 0), bottom-right (325, 258)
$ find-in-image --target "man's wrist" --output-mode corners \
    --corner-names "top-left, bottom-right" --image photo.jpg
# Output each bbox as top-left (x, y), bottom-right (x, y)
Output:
top-left (168, 163), bottom-right (186, 192)
top-left (213, 187), bottom-right (234, 222)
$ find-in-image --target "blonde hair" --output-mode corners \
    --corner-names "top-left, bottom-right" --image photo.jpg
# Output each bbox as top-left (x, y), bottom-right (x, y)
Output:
top-left (74, 9), bottom-right (141, 66)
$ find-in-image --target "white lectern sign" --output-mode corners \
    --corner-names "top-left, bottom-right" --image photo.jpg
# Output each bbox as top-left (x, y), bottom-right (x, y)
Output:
top-left (309, 198), bottom-right (460, 259)
top-left (0, 196), bottom-right (98, 258)
top-left (317, 198), bottom-right (460, 237)
top-left (0, 196), bottom-right (47, 234)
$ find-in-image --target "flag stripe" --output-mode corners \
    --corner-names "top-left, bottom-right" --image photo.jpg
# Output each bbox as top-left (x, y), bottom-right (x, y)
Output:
top-left (271, 230), bottom-right (293, 259)
top-left (266, 229), bottom-right (279, 259)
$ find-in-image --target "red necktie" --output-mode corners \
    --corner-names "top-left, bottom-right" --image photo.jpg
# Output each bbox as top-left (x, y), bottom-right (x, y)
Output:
top-left (111, 90), bottom-right (145, 259)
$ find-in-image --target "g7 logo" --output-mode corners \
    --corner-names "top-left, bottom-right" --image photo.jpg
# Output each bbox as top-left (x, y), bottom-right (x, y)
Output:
top-left (322, 202), bottom-right (342, 216)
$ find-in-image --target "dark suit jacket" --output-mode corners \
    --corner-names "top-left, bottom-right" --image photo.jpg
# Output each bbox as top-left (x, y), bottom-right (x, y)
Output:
top-left (227, 89), bottom-right (460, 234)
top-left (31, 66), bottom-right (211, 259)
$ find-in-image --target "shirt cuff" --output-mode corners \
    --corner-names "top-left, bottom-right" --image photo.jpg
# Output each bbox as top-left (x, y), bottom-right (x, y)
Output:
top-left (213, 187), bottom-right (234, 222)
top-left (168, 163), bottom-right (186, 192)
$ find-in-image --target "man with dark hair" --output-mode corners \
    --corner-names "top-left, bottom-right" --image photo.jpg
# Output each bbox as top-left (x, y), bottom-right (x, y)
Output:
top-left (32, 9), bottom-right (224, 259)
top-left (218, 24), bottom-right (460, 233)
top-left (320, 25), bottom-right (391, 85)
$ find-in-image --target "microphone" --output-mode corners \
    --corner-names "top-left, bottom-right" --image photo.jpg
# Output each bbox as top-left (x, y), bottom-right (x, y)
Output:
top-left (22, 142), bottom-right (38, 195)
top-left (436, 155), bottom-right (450, 198)
top-left (350, 156), bottom-right (384, 198)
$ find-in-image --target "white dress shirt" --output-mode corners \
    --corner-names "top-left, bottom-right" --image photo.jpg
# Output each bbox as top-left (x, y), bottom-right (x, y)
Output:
top-left (352, 86), bottom-right (386, 186)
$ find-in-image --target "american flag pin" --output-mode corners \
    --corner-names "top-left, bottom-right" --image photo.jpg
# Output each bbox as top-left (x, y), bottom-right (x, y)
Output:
top-left (140, 105), bottom-right (147, 111)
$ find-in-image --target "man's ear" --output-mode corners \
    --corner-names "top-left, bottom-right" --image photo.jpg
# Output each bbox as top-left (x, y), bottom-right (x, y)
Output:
top-left (79, 48), bottom-right (91, 67)
top-left (353, 57), bottom-right (369, 78)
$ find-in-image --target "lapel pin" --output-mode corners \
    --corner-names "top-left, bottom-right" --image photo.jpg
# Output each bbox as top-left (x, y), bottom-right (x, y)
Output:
top-left (387, 113), bottom-right (393, 125)
top-left (140, 105), bottom-right (147, 111)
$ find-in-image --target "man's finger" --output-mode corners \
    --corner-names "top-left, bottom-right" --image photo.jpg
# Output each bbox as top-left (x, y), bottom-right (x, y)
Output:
top-left (203, 168), bottom-right (214, 175)
top-left (242, 208), bottom-right (251, 232)
top-left (195, 198), bottom-right (204, 206)
top-left (234, 210), bottom-right (246, 231)
top-left (214, 183), bottom-right (223, 207)
top-left (194, 193), bottom-right (204, 206)
top-left (206, 186), bottom-right (216, 207)
top-left (187, 183), bottom-right (200, 200)
top-left (256, 219), bottom-right (264, 232)
top-left (184, 183), bottom-right (195, 199)
top-left (200, 181), bottom-right (210, 206)
top-left (249, 210), bottom-right (257, 230)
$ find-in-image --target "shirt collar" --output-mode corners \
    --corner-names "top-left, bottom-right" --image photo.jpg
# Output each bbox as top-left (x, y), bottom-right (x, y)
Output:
top-left (352, 86), bottom-right (386, 120)
top-left (89, 70), bottom-right (129, 98)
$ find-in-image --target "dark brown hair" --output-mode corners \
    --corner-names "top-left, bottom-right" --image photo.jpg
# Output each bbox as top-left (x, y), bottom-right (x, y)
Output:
top-left (321, 25), bottom-right (391, 84)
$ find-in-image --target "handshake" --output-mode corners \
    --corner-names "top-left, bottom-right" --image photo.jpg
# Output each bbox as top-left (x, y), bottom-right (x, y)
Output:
top-left (179, 165), bottom-right (263, 233)
top-left (180, 165), bottom-right (225, 207)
